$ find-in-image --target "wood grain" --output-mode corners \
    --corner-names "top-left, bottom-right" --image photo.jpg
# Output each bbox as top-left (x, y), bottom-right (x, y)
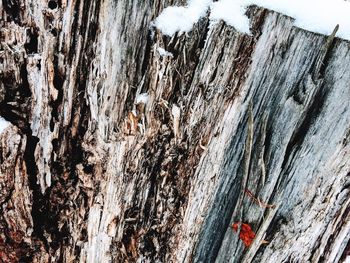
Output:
top-left (1, 1), bottom-right (350, 262)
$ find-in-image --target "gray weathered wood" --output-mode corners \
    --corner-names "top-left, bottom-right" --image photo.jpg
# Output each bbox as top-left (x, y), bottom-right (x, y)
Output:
top-left (1, 1), bottom-right (350, 262)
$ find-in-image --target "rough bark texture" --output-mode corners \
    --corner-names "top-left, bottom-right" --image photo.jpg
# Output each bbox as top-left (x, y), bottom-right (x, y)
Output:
top-left (1, 0), bottom-right (350, 262)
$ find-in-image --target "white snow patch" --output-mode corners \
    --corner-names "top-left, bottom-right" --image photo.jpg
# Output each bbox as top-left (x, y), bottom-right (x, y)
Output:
top-left (157, 47), bottom-right (173, 57)
top-left (154, 0), bottom-right (212, 36)
top-left (155, 0), bottom-right (350, 41)
top-left (172, 104), bottom-right (181, 118)
top-left (210, 0), bottom-right (250, 34)
top-left (135, 93), bottom-right (149, 104)
top-left (251, 0), bottom-right (350, 39)
top-left (0, 117), bottom-right (11, 134)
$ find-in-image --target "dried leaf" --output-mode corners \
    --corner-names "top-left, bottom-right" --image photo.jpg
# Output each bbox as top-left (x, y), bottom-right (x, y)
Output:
top-left (232, 222), bottom-right (256, 247)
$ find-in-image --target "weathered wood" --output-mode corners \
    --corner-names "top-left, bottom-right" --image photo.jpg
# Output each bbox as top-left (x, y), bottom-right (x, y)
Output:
top-left (1, 1), bottom-right (350, 262)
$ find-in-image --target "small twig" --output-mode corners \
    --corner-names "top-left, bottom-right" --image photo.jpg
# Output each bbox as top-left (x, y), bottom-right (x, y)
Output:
top-left (313, 24), bottom-right (339, 80)
top-left (244, 188), bottom-right (276, 209)
top-left (259, 113), bottom-right (268, 186)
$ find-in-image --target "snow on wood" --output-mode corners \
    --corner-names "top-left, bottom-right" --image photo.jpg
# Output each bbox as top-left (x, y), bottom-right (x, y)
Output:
top-left (0, 117), bottom-right (10, 134)
top-left (157, 47), bottom-right (174, 58)
top-left (156, 0), bottom-right (350, 40)
top-left (154, 0), bottom-right (212, 36)
top-left (135, 93), bottom-right (149, 104)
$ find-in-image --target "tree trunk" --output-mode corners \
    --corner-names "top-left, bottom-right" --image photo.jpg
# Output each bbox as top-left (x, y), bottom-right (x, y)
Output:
top-left (1, 1), bottom-right (350, 262)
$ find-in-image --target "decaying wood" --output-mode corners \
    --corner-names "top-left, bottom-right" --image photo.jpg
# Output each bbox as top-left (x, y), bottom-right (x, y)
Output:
top-left (1, 0), bottom-right (350, 262)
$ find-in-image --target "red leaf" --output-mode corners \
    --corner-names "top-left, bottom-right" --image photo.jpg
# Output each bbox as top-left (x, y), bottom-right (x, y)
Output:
top-left (232, 222), bottom-right (256, 247)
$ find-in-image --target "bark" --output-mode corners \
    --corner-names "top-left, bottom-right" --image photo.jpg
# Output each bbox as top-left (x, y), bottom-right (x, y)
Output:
top-left (1, 0), bottom-right (350, 262)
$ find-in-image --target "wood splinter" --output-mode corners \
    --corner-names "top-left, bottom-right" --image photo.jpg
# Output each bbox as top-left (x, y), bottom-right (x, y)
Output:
top-left (172, 104), bottom-right (181, 140)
